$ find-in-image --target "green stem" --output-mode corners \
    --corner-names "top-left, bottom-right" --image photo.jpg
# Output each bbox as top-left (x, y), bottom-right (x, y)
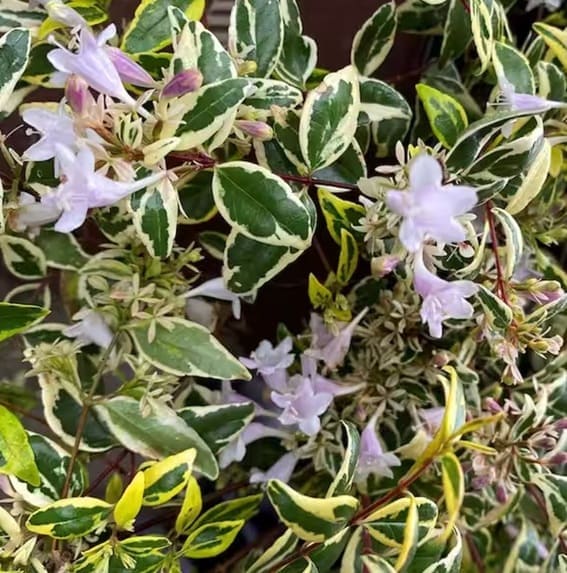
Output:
top-left (60, 332), bottom-right (120, 499)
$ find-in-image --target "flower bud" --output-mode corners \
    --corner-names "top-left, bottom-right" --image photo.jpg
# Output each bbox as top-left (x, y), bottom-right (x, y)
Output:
top-left (554, 418), bottom-right (567, 431)
top-left (162, 69), bottom-right (203, 98)
top-left (547, 451), bottom-right (567, 466)
top-left (371, 255), bottom-right (399, 278)
top-left (39, 0), bottom-right (85, 27)
top-left (65, 74), bottom-right (93, 115)
top-left (495, 484), bottom-right (508, 503)
top-left (106, 47), bottom-right (156, 88)
top-left (484, 397), bottom-right (503, 414)
top-left (234, 120), bottom-right (273, 140)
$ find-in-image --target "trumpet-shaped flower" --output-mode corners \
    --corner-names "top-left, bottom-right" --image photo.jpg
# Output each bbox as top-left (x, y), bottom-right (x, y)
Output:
top-left (185, 277), bottom-right (242, 320)
top-left (356, 412), bottom-right (401, 480)
top-left (219, 422), bottom-right (290, 468)
top-left (11, 192), bottom-right (61, 233)
top-left (307, 309), bottom-right (368, 370)
top-left (22, 106), bottom-right (77, 163)
top-left (413, 250), bottom-right (478, 338)
top-left (250, 452), bottom-right (298, 484)
top-left (48, 25), bottom-right (136, 106)
top-left (499, 77), bottom-right (567, 114)
top-left (386, 154), bottom-right (477, 252)
top-left (41, 145), bottom-right (165, 232)
top-left (105, 47), bottom-right (156, 88)
top-left (31, 0), bottom-right (86, 27)
top-left (64, 310), bottom-right (113, 348)
top-left (240, 338), bottom-right (294, 391)
top-left (271, 376), bottom-right (333, 436)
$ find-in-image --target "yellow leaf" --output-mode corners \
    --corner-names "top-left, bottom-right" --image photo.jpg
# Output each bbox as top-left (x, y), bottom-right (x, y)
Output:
top-left (440, 452), bottom-right (464, 541)
top-left (114, 472), bottom-right (145, 531)
top-left (394, 494), bottom-right (418, 571)
top-left (175, 476), bottom-right (202, 534)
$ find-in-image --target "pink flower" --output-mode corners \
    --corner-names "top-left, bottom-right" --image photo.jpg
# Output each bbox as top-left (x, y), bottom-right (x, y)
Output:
top-left (413, 250), bottom-right (478, 338)
top-left (271, 376), bottom-right (333, 436)
top-left (250, 452), bottom-right (298, 484)
top-left (185, 277), bottom-right (242, 320)
top-left (41, 145), bottom-right (165, 232)
top-left (499, 76), bottom-right (566, 113)
top-left (64, 310), bottom-right (113, 348)
top-left (307, 309), bottom-right (368, 370)
top-left (162, 69), bottom-right (203, 98)
top-left (357, 412), bottom-right (401, 480)
top-left (240, 338), bottom-right (294, 392)
top-left (386, 154), bottom-right (477, 252)
top-left (48, 25), bottom-right (136, 106)
top-left (105, 47), bottom-right (156, 88)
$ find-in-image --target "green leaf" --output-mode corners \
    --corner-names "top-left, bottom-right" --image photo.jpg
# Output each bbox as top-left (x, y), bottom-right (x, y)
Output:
top-left (477, 285), bottom-right (513, 331)
top-left (361, 496), bottom-right (438, 548)
top-left (359, 78), bottom-right (412, 158)
top-left (327, 421), bottom-right (360, 497)
top-left (34, 228), bottom-right (88, 270)
top-left (131, 179), bottom-right (178, 258)
top-left (171, 17), bottom-right (236, 85)
top-left (416, 83), bottom-right (468, 148)
top-left (178, 402), bottom-right (254, 454)
top-left (213, 162), bottom-right (312, 248)
top-left (243, 78), bottom-right (303, 115)
top-left (351, 1), bottom-right (397, 77)
top-left (142, 449), bottom-right (196, 506)
top-left (491, 208), bottom-right (523, 279)
top-left (275, 13), bottom-right (317, 90)
top-left (9, 432), bottom-right (85, 506)
top-left (317, 188), bottom-right (365, 245)
top-left (439, 0), bottom-right (472, 66)
top-left (182, 519), bottom-right (244, 558)
top-left (0, 1), bottom-right (44, 34)
top-left (26, 497), bottom-right (112, 539)
top-left (228, 0), bottom-right (284, 77)
top-left (394, 494), bottom-right (419, 571)
top-left (121, 0), bottom-right (205, 53)
top-left (0, 28), bottom-right (31, 112)
top-left (247, 529), bottom-right (299, 573)
top-left (0, 302), bottom-right (49, 343)
top-left (470, 0), bottom-right (493, 74)
top-left (397, 0), bottom-right (443, 34)
top-left (531, 474), bottom-right (567, 536)
top-left (361, 555), bottom-right (396, 573)
top-left (533, 23), bottom-right (567, 71)
top-left (129, 317), bottom-right (250, 380)
top-left (39, 375), bottom-right (116, 453)
top-left (340, 526), bottom-right (364, 573)
top-left (223, 230), bottom-right (303, 294)
top-left (337, 229), bottom-right (359, 286)
top-left (267, 479), bottom-right (359, 542)
top-left (314, 140), bottom-right (367, 188)
top-left (190, 493), bottom-right (263, 529)
top-left (94, 396), bottom-right (218, 479)
top-left (421, 528), bottom-right (463, 573)
top-left (310, 528), bottom-right (350, 571)
top-left (199, 230), bottom-right (226, 261)
top-left (280, 557), bottom-right (319, 573)
top-left (506, 138), bottom-right (551, 215)
top-left (178, 171), bottom-right (217, 224)
top-left (0, 235), bottom-right (47, 279)
top-left (300, 65), bottom-right (360, 171)
top-left (163, 78), bottom-right (253, 150)
top-left (493, 42), bottom-right (535, 95)
top-left (0, 405), bottom-right (40, 486)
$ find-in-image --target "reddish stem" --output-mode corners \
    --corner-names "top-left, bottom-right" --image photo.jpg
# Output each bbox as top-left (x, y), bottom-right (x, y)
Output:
top-left (485, 201), bottom-right (510, 305)
top-left (277, 173), bottom-right (359, 192)
top-left (85, 449), bottom-right (129, 496)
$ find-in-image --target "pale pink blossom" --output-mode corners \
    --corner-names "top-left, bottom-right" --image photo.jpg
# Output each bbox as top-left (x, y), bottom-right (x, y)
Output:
top-left (386, 154), bottom-right (477, 252)
top-left (185, 277), bottom-right (242, 320)
top-left (64, 310), bottom-right (113, 348)
top-left (250, 452), bottom-right (298, 484)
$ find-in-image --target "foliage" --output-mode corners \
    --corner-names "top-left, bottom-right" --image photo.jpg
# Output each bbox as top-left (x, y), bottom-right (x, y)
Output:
top-left (0, 0), bottom-right (565, 571)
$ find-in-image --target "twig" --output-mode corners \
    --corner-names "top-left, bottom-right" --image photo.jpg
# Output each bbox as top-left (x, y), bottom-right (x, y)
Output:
top-left (276, 173), bottom-right (359, 192)
top-left (465, 532), bottom-right (486, 573)
top-left (61, 334), bottom-right (120, 499)
top-left (84, 449), bottom-right (129, 496)
top-left (485, 201), bottom-right (510, 305)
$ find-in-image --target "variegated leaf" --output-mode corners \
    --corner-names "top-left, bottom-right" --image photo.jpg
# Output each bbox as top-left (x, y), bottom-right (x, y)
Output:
top-left (0, 28), bottom-right (30, 113)
top-left (491, 208), bottom-right (523, 279)
top-left (327, 421), bottom-right (360, 497)
top-left (300, 65), bottom-right (360, 171)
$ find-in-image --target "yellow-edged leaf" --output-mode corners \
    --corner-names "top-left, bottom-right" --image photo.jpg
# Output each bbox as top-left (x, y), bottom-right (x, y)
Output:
top-left (440, 452), bottom-right (464, 541)
top-left (175, 476), bottom-right (202, 534)
top-left (394, 494), bottom-right (419, 571)
top-left (114, 471), bottom-right (145, 531)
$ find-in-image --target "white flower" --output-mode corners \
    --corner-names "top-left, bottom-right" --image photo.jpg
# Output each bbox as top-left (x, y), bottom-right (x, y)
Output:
top-left (11, 192), bottom-right (61, 233)
top-left (250, 452), bottom-right (298, 484)
top-left (307, 309), bottom-right (368, 370)
top-left (41, 145), bottom-right (165, 232)
top-left (386, 154), bottom-right (477, 252)
top-left (499, 76), bottom-right (566, 113)
top-left (356, 412), bottom-right (401, 481)
top-left (64, 310), bottom-right (113, 348)
top-left (22, 106), bottom-right (77, 163)
top-left (240, 337), bottom-right (294, 391)
top-left (185, 277), bottom-right (242, 320)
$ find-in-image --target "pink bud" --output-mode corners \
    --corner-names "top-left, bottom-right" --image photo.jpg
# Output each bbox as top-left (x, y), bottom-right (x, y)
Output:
top-left (484, 397), bottom-right (503, 414)
top-left (162, 69), bottom-right (203, 98)
top-left (65, 74), bottom-right (94, 114)
top-left (554, 418), bottom-right (567, 431)
top-left (547, 452), bottom-right (567, 466)
top-left (495, 484), bottom-right (508, 503)
top-left (371, 255), bottom-right (400, 278)
top-left (106, 47), bottom-right (155, 88)
top-left (234, 120), bottom-right (273, 140)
